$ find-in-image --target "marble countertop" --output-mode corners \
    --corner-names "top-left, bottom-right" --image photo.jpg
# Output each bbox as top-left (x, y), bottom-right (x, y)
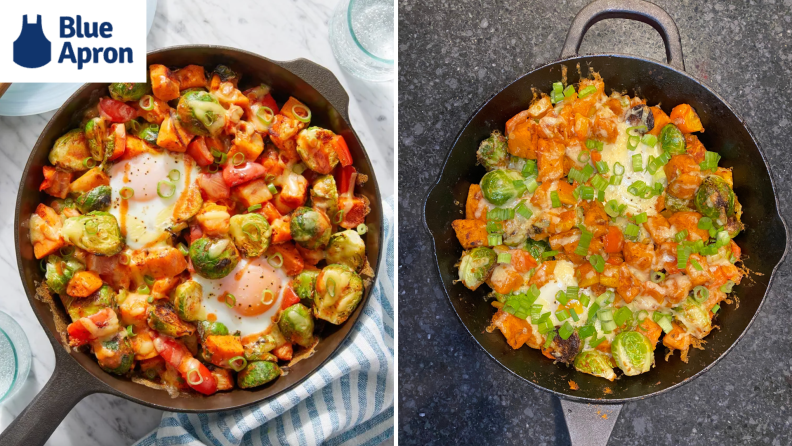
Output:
top-left (0, 1), bottom-right (393, 445)
top-left (398, 0), bottom-right (792, 445)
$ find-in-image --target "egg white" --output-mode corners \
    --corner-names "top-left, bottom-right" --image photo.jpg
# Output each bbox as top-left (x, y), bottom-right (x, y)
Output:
top-left (109, 151), bottom-right (190, 250)
top-left (192, 256), bottom-right (288, 336)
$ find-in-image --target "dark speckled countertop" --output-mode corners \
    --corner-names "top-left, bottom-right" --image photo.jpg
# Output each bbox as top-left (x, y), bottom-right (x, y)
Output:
top-left (397, 0), bottom-right (792, 444)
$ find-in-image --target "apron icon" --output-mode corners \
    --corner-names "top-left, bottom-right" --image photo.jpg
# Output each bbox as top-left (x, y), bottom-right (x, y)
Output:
top-left (13, 15), bottom-right (51, 69)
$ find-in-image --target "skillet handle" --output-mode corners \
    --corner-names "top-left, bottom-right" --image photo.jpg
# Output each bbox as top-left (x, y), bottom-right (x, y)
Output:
top-left (560, 399), bottom-right (622, 446)
top-left (0, 343), bottom-right (106, 445)
top-left (275, 58), bottom-right (352, 122)
top-left (560, 0), bottom-right (685, 71)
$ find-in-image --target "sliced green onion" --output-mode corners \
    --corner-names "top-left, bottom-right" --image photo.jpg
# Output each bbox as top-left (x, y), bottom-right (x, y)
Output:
top-left (292, 104), bottom-right (312, 123)
top-left (595, 161), bottom-right (609, 174)
top-left (261, 289), bottom-right (275, 305)
top-left (248, 204), bottom-right (262, 212)
top-left (578, 325), bottom-right (596, 339)
top-left (119, 252), bottom-right (131, 265)
top-left (711, 304), bottom-right (721, 314)
top-left (334, 210), bottom-right (345, 225)
top-left (650, 270), bottom-right (666, 283)
top-left (697, 217), bottom-right (713, 230)
top-left (601, 320), bottom-right (617, 333)
top-left (556, 309), bottom-right (571, 321)
top-left (558, 321), bottom-right (574, 340)
top-left (550, 91), bottom-right (564, 104)
top-left (177, 243), bottom-right (188, 257)
top-left (580, 164), bottom-right (595, 183)
top-left (144, 275), bottom-right (155, 286)
top-left (604, 200), bottom-right (621, 218)
top-left (591, 174), bottom-right (608, 192)
top-left (563, 85), bottom-right (576, 98)
top-left (515, 201), bottom-right (533, 220)
top-left (589, 336), bottom-right (606, 348)
top-left (357, 223), bottom-right (368, 235)
top-left (225, 293), bottom-right (237, 308)
top-left (256, 106), bottom-right (275, 125)
top-left (613, 162), bottom-right (625, 175)
top-left (575, 227), bottom-right (593, 256)
top-left (690, 257), bottom-right (704, 271)
top-left (693, 286), bottom-right (709, 303)
top-left (60, 246), bottom-right (75, 257)
top-left (525, 177), bottom-right (539, 193)
top-left (212, 149), bottom-right (227, 165)
top-left (268, 183), bottom-right (278, 195)
top-left (168, 169), bottom-right (181, 182)
top-left (624, 223), bottom-right (640, 239)
top-left (609, 175), bottom-right (623, 186)
top-left (657, 316), bottom-right (673, 333)
top-left (578, 85), bottom-right (597, 98)
top-left (627, 180), bottom-right (648, 197)
top-left (585, 139), bottom-right (604, 151)
top-left (497, 253), bottom-right (512, 264)
top-left (83, 157), bottom-right (96, 168)
top-left (641, 134), bottom-right (657, 147)
top-left (139, 284), bottom-right (150, 295)
top-left (587, 302), bottom-right (601, 321)
top-left (157, 180), bottom-right (176, 198)
top-left (232, 152), bottom-right (246, 167)
top-left (228, 356), bottom-right (248, 372)
top-left (486, 221), bottom-right (503, 234)
top-left (139, 95), bottom-right (155, 111)
top-left (292, 163), bottom-right (307, 175)
top-left (589, 254), bottom-right (605, 273)
top-left (268, 252), bottom-right (284, 268)
top-left (522, 159), bottom-right (538, 178)
top-left (488, 234), bottom-right (503, 247)
top-left (675, 229), bottom-right (688, 242)
top-left (578, 151), bottom-right (590, 163)
top-left (677, 245), bottom-right (691, 269)
top-left (627, 135), bottom-right (640, 150)
top-left (242, 222), bottom-right (262, 242)
top-left (632, 154), bottom-right (643, 172)
top-left (552, 82), bottom-right (564, 94)
top-left (720, 280), bottom-right (735, 293)
top-left (530, 304), bottom-right (544, 323)
top-left (541, 250), bottom-right (558, 259)
top-left (550, 191), bottom-right (561, 208)
top-left (614, 306), bottom-right (633, 327)
top-left (636, 310), bottom-right (649, 322)
top-left (186, 368), bottom-right (204, 386)
top-left (39, 259), bottom-right (47, 272)
top-left (126, 325), bottom-right (135, 337)
top-left (556, 290), bottom-right (569, 306)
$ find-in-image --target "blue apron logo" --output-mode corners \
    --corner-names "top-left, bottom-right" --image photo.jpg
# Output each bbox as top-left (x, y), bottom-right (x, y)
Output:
top-left (13, 15), bottom-right (52, 69)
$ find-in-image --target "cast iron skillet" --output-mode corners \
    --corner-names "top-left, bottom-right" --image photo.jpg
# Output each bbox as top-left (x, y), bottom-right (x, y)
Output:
top-left (424, 1), bottom-right (787, 444)
top-left (2, 45), bottom-right (383, 445)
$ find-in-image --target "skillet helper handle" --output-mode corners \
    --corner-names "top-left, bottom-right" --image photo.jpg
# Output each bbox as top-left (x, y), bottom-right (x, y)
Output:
top-left (560, 399), bottom-right (622, 446)
top-left (0, 83), bottom-right (11, 100)
top-left (560, 0), bottom-right (685, 71)
top-left (276, 58), bottom-right (352, 122)
top-left (0, 344), bottom-right (104, 446)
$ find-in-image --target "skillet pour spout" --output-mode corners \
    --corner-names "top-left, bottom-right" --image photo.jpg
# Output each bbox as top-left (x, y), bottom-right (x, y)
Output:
top-left (4, 45), bottom-right (383, 446)
top-left (423, 0), bottom-right (788, 444)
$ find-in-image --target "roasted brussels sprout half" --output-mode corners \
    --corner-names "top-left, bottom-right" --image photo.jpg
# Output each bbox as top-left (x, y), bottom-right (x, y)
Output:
top-left (290, 207), bottom-right (332, 250)
top-left (95, 333), bottom-right (134, 375)
top-left (171, 281), bottom-right (202, 321)
top-left (546, 331), bottom-right (581, 364)
top-left (315, 264), bottom-right (364, 325)
top-left (243, 334), bottom-right (279, 362)
top-left (278, 303), bottom-right (315, 348)
top-left (147, 304), bottom-right (196, 337)
top-left (480, 169), bottom-right (524, 206)
top-left (664, 194), bottom-right (694, 213)
top-left (458, 247), bottom-right (497, 291)
top-left (108, 82), bottom-right (151, 102)
top-left (62, 285), bottom-right (116, 322)
top-left (694, 176), bottom-right (736, 225)
top-left (326, 230), bottom-right (366, 272)
top-left (49, 129), bottom-right (91, 172)
top-left (189, 237), bottom-right (240, 279)
top-left (675, 298), bottom-right (712, 339)
top-left (61, 212), bottom-right (124, 256)
top-left (76, 185), bottom-right (112, 213)
top-left (296, 127), bottom-right (339, 174)
top-left (625, 104), bottom-right (654, 132)
top-left (229, 213), bottom-right (271, 258)
top-left (237, 361), bottom-right (281, 389)
top-left (659, 124), bottom-right (685, 155)
top-left (177, 90), bottom-right (226, 136)
top-left (310, 175), bottom-right (339, 218)
top-left (136, 122), bottom-right (160, 146)
top-left (292, 270), bottom-right (319, 301)
top-left (573, 350), bottom-right (617, 381)
top-left (213, 65), bottom-right (238, 82)
top-left (476, 130), bottom-right (510, 171)
top-left (196, 320), bottom-right (229, 340)
top-left (45, 255), bottom-right (85, 295)
top-left (611, 331), bottom-right (654, 376)
top-left (84, 117), bottom-right (108, 162)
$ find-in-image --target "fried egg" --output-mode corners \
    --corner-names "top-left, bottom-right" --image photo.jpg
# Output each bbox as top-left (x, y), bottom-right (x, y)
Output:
top-left (109, 150), bottom-right (192, 250)
top-left (192, 256), bottom-right (288, 336)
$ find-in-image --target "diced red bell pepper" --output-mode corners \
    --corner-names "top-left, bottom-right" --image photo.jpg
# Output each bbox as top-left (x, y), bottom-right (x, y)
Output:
top-left (186, 137), bottom-right (215, 167)
top-left (281, 286), bottom-right (301, 309)
top-left (152, 334), bottom-right (218, 395)
top-left (332, 135), bottom-right (353, 167)
top-left (335, 165), bottom-right (357, 197)
top-left (197, 172), bottom-right (231, 201)
top-left (222, 162), bottom-right (266, 187)
top-left (260, 93), bottom-right (280, 115)
top-left (99, 97), bottom-right (137, 123)
top-left (66, 308), bottom-right (118, 347)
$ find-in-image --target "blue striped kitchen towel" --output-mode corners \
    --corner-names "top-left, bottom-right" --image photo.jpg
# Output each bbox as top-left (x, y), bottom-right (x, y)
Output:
top-left (135, 196), bottom-right (394, 446)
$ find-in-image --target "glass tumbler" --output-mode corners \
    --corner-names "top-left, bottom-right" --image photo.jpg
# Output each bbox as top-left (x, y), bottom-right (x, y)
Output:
top-left (329, 0), bottom-right (394, 82)
top-left (0, 311), bottom-right (32, 403)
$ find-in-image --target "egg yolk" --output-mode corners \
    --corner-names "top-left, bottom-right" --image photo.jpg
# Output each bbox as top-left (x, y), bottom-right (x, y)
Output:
top-left (216, 257), bottom-right (284, 317)
top-left (110, 152), bottom-right (176, 202)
